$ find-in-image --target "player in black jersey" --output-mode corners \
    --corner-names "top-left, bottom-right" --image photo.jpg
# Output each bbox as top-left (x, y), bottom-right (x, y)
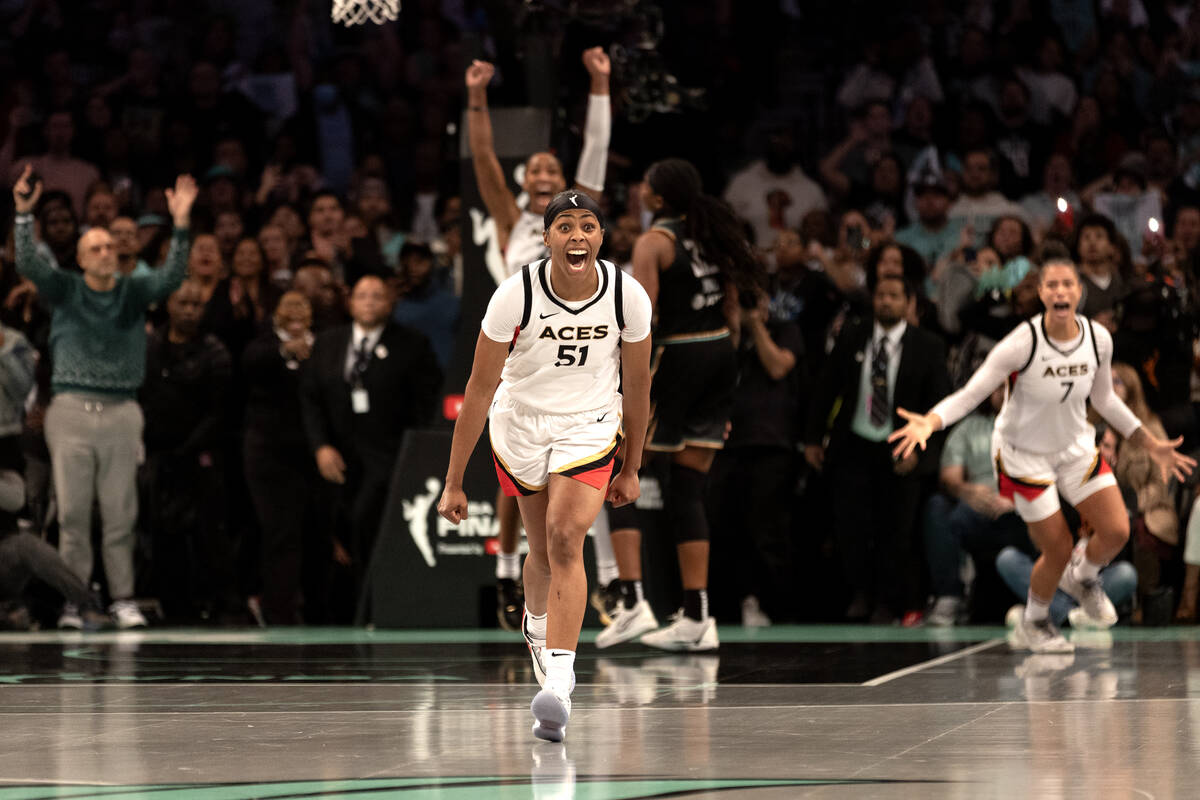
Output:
top-left (599, 158), bottom-right (763, 651)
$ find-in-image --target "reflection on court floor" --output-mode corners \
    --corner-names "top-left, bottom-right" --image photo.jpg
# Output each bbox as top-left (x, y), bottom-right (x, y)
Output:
top-left (0, 626), bottom-right (1195, 798)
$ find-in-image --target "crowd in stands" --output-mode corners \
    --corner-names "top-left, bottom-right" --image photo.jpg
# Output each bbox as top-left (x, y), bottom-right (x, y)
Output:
top-left (3, 0), bottom-right (1200, 629)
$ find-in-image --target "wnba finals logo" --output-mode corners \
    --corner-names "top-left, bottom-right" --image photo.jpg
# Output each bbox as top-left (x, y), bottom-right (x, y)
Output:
top-left (402, 477), bottom-right (442, 567)
top-left (402, 476), bottom-right (502, 567)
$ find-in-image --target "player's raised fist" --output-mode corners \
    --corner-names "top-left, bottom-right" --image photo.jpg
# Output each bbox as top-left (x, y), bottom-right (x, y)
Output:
top-left (582, 47), bottom-right (610, 78)
top-left (465, 60), bottom-right (495, 90)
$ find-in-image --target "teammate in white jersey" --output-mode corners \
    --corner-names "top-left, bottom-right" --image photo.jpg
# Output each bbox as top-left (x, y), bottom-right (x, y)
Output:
top-left (889, 253), bottom-right (1195, 652)
top-left (438, 192), bottom-right (652, 742)
top-left (464, 50), bottom-right (614, 627)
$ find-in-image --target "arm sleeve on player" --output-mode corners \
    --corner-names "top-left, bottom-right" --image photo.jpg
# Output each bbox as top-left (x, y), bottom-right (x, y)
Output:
top-left (1088, 326), bottom-right (1143, 439)
top-left (480, 273), bottom-right (525, 343)
top-left (928, 325), bottom-right (1031, 429)
top-left (621, 276), bottom-right (654, 342)
top-left (574, 94), bottom-right (611, 193)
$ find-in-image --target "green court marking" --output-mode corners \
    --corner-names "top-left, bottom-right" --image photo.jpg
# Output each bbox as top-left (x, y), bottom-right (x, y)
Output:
top-left (0, 625), bottom-right (1012, 647)
top-left (0, 777), bottom-right (935, 800)
top-left (2, 624), bottom-right (1199, 648)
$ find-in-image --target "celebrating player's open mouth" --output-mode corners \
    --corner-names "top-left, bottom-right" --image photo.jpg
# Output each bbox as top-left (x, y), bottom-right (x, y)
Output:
top-left (565, 247), bottom-right (590, 271)
top-left (542, 193), bottom-right (605, 282)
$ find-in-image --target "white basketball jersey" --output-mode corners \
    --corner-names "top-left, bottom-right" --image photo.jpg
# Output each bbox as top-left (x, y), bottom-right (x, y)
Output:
top-left (481, 259), bottom-right (652, 414)
top-left (504, 210), bottom-right (548, 276)
top-left (996, 314), bottom-right (1099, 453)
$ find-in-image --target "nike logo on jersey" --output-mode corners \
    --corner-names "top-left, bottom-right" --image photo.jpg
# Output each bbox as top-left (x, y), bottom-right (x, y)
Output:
top-left (596, 412), bottom-right (608, 423)
top-left (550, 652), bottom-right (571, 657)
top-left (539, 312), bottom-right (560, 319)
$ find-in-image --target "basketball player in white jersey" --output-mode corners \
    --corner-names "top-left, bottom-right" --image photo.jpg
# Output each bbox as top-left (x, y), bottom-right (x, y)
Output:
top-left (464, 49), bottom-right (617, 628)
top-left (889, 250), bottom-right (1195, 652)
top-left (438, 192), bottom-right (652, 741)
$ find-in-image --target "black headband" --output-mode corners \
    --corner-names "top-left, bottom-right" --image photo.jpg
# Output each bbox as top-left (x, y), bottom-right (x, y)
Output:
top-left (543, 191), bottom-right (605, 231)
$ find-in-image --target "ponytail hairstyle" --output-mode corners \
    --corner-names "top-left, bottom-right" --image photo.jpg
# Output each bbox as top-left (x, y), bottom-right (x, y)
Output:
top-left (646, 158), bottom-right (764, 301)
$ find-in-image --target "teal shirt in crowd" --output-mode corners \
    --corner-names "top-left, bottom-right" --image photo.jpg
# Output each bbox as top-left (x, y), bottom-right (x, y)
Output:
top-left (940, 411), bottom-right (996, 487)
top-left (15, 217), bottom-right (190, 399)
top-left (895, 217), bottom-right (964, 275)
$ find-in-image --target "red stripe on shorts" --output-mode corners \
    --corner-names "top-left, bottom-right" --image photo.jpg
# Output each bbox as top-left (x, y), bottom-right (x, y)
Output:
top-left (997, 471), bottom-right (1050, 503)
top-left (567, 460), bottom-right (617, 490)
top-left (493, 455), bottom-right (525, 497)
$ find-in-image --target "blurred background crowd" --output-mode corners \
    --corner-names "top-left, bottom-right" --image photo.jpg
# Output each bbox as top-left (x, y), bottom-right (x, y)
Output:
top-left (3, 0), bottom-right (1200, 629)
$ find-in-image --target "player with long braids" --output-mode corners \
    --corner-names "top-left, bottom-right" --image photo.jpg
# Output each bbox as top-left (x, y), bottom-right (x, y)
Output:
top-left (599, 158), bottom-right (764, 651)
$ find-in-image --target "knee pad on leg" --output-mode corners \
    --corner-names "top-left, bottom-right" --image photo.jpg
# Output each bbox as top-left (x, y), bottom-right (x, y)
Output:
top-left (667, 463), bottom-right (708, 544)
top-left (607, 499), bottom-right (641, 531)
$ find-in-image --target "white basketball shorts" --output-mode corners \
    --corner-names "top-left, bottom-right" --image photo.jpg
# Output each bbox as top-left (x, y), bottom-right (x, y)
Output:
top-left (993, 431), bottom-right (1116, 523)
top-left (488, 390), bottom-right (622, 496)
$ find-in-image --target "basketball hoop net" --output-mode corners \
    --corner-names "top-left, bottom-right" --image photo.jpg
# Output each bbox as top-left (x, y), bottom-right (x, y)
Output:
top-left (331, 0), bottom-right (399, 26)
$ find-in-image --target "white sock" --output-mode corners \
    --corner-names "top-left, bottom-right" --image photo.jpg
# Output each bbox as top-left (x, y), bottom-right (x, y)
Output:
top-left (544, 648), bottom-right (575, 695)
top-left (524, 607), bottom-right (546, 640)
top-left (496, 551), bottom-right (521, 580)
top-left (591, 509), bottom-right (619, 585)
top-left (1072, 551), bottom-right (1103, 583)
top-left (1025, 591), bottom-right (1050, 623)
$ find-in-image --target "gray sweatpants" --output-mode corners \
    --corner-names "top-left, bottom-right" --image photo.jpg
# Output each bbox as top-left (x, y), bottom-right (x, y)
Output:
top-left (44, 393), bottom-right (142, 600)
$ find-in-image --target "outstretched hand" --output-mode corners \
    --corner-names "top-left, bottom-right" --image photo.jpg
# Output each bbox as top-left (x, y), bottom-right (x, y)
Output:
top-left (165, 174), bottom-right (198, 227)
top-left (886, 408), bottom-right (938, 461)
top-left (1148, 434), bottom-right (1198, 483)
top-left (12, 164), bottom-right (41, 214)
top-left (465, 59), bottom-right (495, 90)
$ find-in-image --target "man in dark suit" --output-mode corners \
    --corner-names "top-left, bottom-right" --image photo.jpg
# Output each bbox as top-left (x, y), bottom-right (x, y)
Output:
top-left (804, 275), bottom-right (951, 623)
top-left (300, 274), bottom-right (442, 611)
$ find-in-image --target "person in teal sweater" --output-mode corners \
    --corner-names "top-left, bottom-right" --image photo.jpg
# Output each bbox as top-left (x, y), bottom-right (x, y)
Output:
top-left (12, 164), bottom-right (197, 630)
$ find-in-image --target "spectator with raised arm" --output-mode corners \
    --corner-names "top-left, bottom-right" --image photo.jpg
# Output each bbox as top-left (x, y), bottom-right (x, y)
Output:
top-left (13, 165), bottom-right (197, 630)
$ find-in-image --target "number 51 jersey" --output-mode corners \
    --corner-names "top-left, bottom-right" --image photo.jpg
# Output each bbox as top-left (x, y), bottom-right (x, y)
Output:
top-left (481, 258), bottom-right (653, 414)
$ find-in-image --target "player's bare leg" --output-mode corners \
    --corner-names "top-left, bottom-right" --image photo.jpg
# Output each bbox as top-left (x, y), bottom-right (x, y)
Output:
top-left (521, 475), bottom-right (606, 741)
top-left (1013, 511), bottom-right (1075, 652)
top-left (1061, 486), bottom-right (1127, 626)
